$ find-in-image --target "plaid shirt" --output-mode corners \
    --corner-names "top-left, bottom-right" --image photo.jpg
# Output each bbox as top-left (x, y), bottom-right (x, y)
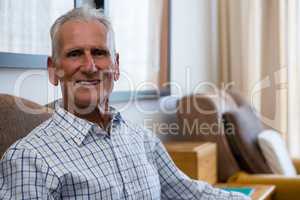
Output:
top-left (0, 103), bottom-right (249, 200)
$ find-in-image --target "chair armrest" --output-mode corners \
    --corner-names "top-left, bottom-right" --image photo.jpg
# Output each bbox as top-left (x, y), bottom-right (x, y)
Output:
top-left (292, 158), bottom-right (300, 174)
top-left (229, 172), bottom-right (300, 200)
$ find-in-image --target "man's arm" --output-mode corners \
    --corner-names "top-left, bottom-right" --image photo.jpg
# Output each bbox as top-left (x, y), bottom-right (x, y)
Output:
top-left (0, 148), bottom-right (60, 199)
top-left (152, 139), bottom-right (250, 200)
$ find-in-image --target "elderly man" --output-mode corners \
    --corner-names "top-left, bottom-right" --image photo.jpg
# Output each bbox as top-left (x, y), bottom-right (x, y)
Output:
top-left (0, 7), bottom-right (249, 200)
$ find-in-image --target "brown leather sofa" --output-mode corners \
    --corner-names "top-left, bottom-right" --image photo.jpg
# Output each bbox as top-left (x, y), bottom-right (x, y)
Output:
top-left (0, 94), bottom-right (52, 158)
top-left (177, 90), bottom-right (300, 200)
top-left (176, 91), bottom-right (241, 182)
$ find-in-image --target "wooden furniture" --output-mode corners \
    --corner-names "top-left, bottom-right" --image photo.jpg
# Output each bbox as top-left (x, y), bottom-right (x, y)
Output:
top-left (215, 183), bottom-right (275, 200)
top-left (164, 142), bottom-right (217, 184)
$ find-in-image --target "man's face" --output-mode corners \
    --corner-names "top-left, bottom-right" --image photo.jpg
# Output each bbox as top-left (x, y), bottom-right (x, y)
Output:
top-left (48, 20), bottom-right (119, 111)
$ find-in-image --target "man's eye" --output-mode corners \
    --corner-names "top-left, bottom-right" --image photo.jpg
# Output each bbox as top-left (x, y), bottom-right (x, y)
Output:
top-left (66, 50), bottom-right (82, 57)
top-left (92, 49), bottom-right (110, 57)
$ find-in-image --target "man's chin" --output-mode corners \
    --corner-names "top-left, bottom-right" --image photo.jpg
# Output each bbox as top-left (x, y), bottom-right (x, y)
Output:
top-left (64, 96), bottom-right (103, 115)
top-left (74, 97), bottom-right (100, 108)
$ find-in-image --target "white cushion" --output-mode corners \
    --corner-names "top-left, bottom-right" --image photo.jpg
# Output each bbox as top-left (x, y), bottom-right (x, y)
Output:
top-left (258, 129), bottom-right (297, 176)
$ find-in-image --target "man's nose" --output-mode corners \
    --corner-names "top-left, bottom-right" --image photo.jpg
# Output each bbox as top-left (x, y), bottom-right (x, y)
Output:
top-left (81, 52), bottom-right (97, 73)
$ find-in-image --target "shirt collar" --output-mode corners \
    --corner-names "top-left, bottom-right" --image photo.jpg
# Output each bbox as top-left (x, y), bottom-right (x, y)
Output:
top-left (52, 100), bottom-right (123, 145)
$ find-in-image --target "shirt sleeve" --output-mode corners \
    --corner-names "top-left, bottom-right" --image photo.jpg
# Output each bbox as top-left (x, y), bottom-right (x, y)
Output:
top-left (0, 147), bottom-right (60, 200)
top-left (152, 139), bottom-right (250, 200)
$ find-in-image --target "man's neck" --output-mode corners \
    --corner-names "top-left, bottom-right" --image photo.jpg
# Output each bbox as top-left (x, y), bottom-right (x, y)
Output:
top-left (63, 99), bottom-right (112, 129)
top-left (77, 109), bottom-right (112, 130)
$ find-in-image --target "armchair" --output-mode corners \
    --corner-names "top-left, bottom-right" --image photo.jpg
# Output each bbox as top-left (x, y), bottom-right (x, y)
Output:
top-left (176, 90), bottom-right (300, 200)
top-left (230, 170), bottom-right (300, 200)
top-left (176, 91), bottom-right (241, 182)
top-left (0, 94), bottom-right (52, 158)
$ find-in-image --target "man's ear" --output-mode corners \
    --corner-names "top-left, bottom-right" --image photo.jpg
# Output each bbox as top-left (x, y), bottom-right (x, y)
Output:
top-left (114, 53), bottom-right (120, 81)
top-left (47, 57), bottom-right (59, 86)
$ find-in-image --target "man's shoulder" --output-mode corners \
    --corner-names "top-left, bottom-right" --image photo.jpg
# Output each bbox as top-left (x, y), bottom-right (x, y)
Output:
top-left (7, 117), bottom-right (57, 153)
top-left (122, 118), bottom-right (150, 134)
top-left (121, 118), bottom-right (160, 143)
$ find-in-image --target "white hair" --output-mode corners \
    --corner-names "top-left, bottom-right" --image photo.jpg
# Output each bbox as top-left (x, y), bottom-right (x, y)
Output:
top-left (50, 7), bottom-right (116, 63)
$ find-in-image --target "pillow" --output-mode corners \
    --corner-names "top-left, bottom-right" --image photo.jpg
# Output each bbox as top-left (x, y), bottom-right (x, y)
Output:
top-left (223, 106), bottom-right (272, 173)
top-left (258, 130), bottom-right (297, 176)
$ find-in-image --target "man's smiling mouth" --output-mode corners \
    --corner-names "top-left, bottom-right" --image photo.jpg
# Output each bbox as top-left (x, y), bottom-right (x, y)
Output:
top-left (75, 80), bottom-right (101, 86)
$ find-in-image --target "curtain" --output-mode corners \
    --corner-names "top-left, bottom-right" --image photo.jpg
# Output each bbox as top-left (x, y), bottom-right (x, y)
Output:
top-left (219, 0), bottom-right (290, 150)
top-left (287, 0), bottom-right (300, 157)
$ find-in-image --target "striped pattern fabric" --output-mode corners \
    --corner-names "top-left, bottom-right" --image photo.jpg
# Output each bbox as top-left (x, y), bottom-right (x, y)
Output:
top-left (0, 103), bottom-right (249, 199)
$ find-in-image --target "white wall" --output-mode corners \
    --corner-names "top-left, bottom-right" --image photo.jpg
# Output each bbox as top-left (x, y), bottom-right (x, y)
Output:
top-left (0, 0), bottom-right (219, 105)
top-left (0, 68), bottom-right (60, 105)
top-left (171, 0), bottom-right (219, 96)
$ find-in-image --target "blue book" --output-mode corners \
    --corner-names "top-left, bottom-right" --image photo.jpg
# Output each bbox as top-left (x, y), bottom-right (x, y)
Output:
top-left (222, 187), bottom-right (254, 196)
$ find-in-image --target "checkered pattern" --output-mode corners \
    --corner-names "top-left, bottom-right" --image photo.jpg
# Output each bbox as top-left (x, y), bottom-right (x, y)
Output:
top-left (0, 103), bottom-right (250, 199)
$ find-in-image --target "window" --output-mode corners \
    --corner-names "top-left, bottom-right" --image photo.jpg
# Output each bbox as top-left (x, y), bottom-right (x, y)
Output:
top-left (107, 0), bottom-right (169, 93)
top-left (0, 0), bottom-right (74, 55)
